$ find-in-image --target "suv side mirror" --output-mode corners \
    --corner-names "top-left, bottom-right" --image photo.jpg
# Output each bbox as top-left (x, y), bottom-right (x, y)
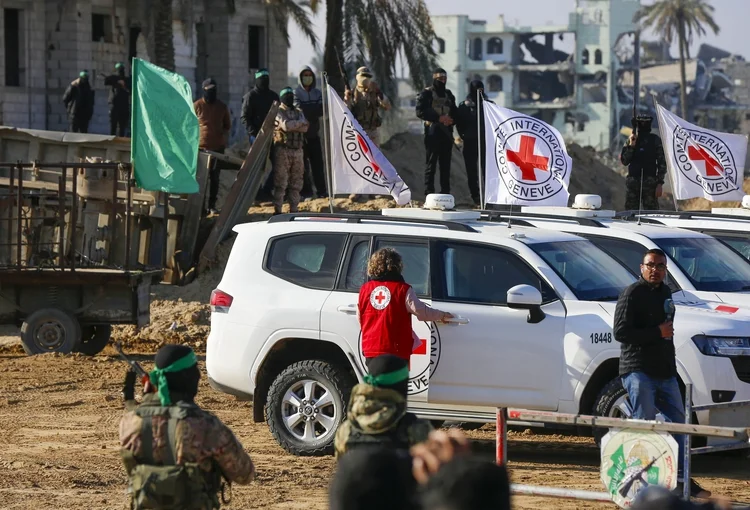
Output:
top-left (507, 284), bottom-right (545, 324)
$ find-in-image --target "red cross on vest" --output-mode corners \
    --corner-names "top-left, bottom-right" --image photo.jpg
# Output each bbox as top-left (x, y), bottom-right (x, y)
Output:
top-left (374, 290), bottom-right (387, 305)
top-left (507, 135), bottom-right (550, 181)
top-left (687, 144), bottom-right (722, 177)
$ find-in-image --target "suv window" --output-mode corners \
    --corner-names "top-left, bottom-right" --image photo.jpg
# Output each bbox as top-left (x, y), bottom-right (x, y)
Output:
top-left (436, 242), bottom-right (556, 305)
top-left (583, 235), bottom-right (681, 292)
top-left (374, 239), bottom-right (430, 296)
top-left (344, 238), bottom-right (371, 290)
top-left (715, 235), bottom-right (750, 262)
top-left (266, 234), bottom-right (346, 290)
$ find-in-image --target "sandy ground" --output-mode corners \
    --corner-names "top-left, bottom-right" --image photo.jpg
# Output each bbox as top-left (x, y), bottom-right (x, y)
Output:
top-left (0, 351), bottom-right (748, 510)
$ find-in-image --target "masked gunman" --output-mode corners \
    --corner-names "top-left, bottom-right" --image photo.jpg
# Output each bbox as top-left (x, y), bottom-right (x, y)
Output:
top-left (63, 70), bottom-right (95, 133)
top-left (272, 87), bottom-right (309, 215)
top-left (416, 68), bottom-right (459, 196)
top-left (103, 62), bottom-right (131, 136)
top-left (194, 78), bottom-right (231, 215)
top-left (119, 345), bottom-right (254, 510)
top-left (344, 66), bottom-right (391, 147)
top-left (620, 115), bottom-right (668, 211)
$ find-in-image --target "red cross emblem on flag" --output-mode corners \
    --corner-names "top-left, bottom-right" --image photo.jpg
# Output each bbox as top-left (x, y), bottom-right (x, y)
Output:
top-left (687, 144), bottom-right (723, 177)
top-left (356, 133), bottom-right (381, 174)
top-left (506, 135), bottom-right (550, 181)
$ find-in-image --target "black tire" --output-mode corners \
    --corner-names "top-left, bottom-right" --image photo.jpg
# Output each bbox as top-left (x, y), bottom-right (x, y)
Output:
top-left (593, 377), bottom-right (630, 445)
top-left (265, 360), bottom-right (354, 456)
top-left (20, 308), bottom-right (81, 355)
top-left (77, 325), bottom-right (112, 355)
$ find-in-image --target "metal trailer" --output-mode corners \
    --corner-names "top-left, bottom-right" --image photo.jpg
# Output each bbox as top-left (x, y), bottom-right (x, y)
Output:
top-left (0, 162), bottom-right (162, 356)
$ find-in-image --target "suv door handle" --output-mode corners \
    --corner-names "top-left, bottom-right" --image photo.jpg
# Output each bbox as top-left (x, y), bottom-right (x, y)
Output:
top-left (337, 305), bottom-right (358, 315)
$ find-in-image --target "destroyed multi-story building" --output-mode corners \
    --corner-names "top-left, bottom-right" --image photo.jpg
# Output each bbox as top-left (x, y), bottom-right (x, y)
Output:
top-left (433, 0), bottom-right (641, 151)
top-left (0, 0), bottom-right (288, 142)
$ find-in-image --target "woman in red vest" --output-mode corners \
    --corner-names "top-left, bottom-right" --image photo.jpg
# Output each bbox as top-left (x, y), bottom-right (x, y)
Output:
top-left (358, 248), bottom-right (453, 368)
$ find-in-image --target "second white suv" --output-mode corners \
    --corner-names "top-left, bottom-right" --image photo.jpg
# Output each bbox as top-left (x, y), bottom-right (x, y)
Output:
top-left (207, 205), bottom-right (750, 455)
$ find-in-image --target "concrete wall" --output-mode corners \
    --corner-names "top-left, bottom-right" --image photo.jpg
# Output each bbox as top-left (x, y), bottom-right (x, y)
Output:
top-left (0, 0), bottom-right (287, 145)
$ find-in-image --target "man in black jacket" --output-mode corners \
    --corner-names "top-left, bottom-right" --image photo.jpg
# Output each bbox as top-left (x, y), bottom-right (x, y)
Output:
top-left (620, 115), bottom-right (667, 210)
top-left (103, 62), bottom-right (131, 136)
top-left (614, 248), bottom-right (709, 499)
top-left (241, 69), bottom-right (280, 200)
top-left (62, 71), bottom-right (95, 133)
top-left (416, 68), bottom-right (458, 196)
top-left (455, 79), bottom-right (493, 207)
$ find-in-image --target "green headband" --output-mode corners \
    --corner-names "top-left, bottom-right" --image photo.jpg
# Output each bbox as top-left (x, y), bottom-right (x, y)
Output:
top-left (149, 351), bottom-right (198, 406)
top-left (363, 366), bottom-right (409, 387)
top-left (115, 62), bottom-right (124, 69)
top-left (255, 70), bottom-right (269, 79)
top-left (280, 87), bottom-right (293, 97)
top-left (79, 71), bottom-right (88, 78)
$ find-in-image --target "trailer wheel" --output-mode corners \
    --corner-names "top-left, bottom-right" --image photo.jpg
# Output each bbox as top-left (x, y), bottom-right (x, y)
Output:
top-left (20, 308), bottom-right (82, 355)
top-left (77, 325), bottom-right (112, 356)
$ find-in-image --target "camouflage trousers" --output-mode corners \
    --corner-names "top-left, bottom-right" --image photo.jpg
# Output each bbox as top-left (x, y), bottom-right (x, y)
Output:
top-left (272, 146), bottom-right (305, 212)
top-left (625, 175), bottom-right (660, 211)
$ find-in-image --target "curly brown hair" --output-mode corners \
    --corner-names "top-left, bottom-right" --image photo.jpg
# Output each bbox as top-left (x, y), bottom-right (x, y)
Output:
top-left (367, 248), bottom-right (404, 279)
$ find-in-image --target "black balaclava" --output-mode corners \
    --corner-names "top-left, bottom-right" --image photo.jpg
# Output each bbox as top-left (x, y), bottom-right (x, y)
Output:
top-left (364, 354), bottom-right (409, 397)
top-left (468, 79), bottom-right (485, 101)
top-left (202, 78), bottom-right (218, 103)
top-left (255, 69), bottom-right (270, 91)
top-left (280, 87), bottom-right (295, 107)
top-left (153, 344), bottom-right (200, 404)
top-left (634, 115), bottom-right (653, 135)
top-left (433, 68), bottom-right (447, 94)
top-left (329, 447), bottom-right (418, 510)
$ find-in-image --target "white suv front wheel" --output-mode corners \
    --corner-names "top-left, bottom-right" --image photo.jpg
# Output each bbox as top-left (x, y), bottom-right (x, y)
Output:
top-left (265, 360), bottom-right (353, 456)
top-left (593, 377), bottom-right (633, 445)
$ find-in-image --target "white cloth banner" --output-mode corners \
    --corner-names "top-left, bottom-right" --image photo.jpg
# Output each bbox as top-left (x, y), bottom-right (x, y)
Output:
top-left (483, 102), bottom-right (572, 206)
top-left (326, 85), bottom-right (411, 205)
top-left (655, 103), bottom-right (747, 201)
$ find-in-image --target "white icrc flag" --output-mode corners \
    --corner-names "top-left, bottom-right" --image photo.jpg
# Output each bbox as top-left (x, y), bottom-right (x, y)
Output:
top-left (483, 102), bottom-right (572, 206)
top-left (326, 85), bottom-right (411, 205)
top-left (655, 103), bottom-right (747, 201)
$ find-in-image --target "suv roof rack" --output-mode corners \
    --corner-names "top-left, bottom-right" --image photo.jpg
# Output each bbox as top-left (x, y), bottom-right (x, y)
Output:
top-left (616, 210), bottom-right (750, 222)
top-left (267, 212), bottom-right (479, 233)
top-left (479, 210), bottom-right (606, 228)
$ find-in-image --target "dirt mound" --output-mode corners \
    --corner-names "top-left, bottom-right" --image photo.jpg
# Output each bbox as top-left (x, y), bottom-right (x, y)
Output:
top-left (566, 144), bottom-right (626, 210)
top-left (680, 177), bottom-right (750, 210)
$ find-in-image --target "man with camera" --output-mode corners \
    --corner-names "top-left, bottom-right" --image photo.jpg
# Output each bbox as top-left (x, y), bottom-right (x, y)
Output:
top-left (620, 115), bottom-right (667, 211)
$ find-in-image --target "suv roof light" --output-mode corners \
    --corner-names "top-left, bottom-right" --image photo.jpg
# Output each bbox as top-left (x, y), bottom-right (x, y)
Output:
top-left (424, 193), bottom-right (456, 211)
top-left (267, 212), bottom-right (478, 232)
top-left (572, 194), bottom-right (602, 210)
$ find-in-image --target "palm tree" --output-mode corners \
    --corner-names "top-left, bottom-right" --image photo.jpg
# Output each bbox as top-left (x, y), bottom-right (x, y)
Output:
top-left (634, 0), bottom-right (719, 119)
top-left (310, 0), bottom-right (438, 99)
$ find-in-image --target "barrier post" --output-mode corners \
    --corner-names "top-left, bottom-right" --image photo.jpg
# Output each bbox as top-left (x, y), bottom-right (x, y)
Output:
top-left (683, 383), bottom-right (693, 500)
top-left (496, 407), bottom-right (508, 465)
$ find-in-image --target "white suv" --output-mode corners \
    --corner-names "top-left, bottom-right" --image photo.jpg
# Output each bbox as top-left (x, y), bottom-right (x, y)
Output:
top-left (616, 197), bottom-right (750, 262)
top-left (206, 205), bottom-right (750, 455)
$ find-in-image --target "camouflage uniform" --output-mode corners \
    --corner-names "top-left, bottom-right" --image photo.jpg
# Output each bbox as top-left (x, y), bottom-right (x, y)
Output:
top-left (346, 86), bottom-right (390, 148)
top-left (120, 393), bottom-right (254, 508)
top-left (334, 383), bottom-right (433, 458)
top-left (272, 104), bottom-right (308, 213)
top-left (621, 132), bottom-right (667, 211)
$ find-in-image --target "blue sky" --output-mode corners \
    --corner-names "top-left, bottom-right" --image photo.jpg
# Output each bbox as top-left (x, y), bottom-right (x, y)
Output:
top-left (287, 0), bottom-right (749, 74)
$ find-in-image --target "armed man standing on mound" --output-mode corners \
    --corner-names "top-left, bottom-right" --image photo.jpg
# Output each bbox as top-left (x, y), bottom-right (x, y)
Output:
top-left (620, 115), bottom-right (668, 211)
top-left (417, 68), bottom-right (459, 196)
top-left (119, 345), bottom-right (254, 509)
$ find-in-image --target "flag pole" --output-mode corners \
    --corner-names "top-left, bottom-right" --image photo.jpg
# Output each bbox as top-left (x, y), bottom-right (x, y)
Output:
top-left (651, 94), bottom-right (680, 212)
top-left (321, 73), bottom-right (335, 214)
top-left (477, 87), bottom-right (485, 210)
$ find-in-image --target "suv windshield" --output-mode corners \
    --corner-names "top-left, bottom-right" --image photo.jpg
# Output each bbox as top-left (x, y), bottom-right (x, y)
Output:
top-left (531, 240), bottom-right (636, 301)
top-left (716, 236), bottom-right (750, 262)
top-left (654, 237), bottom-right (750, 292)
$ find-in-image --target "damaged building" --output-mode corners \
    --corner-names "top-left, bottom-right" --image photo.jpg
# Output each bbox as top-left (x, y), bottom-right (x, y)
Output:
top-left (432, 0), bottom-right (641, 150)
top-left (0, 0), bottom-right (288, 142)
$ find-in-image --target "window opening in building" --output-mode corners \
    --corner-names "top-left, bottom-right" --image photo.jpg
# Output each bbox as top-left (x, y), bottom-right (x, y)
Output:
top-left (487, 37), bottom-right (503, 55)
top-left (4, 8), bottom-right (22, 86)
top-left (488, 74), bottom-right (503, 92)
top-left (595, 49), bottom-right (603, 65)
top-left (248, 25), bottom-right (267, 71)
top-left (582, 49), bottom-right (590, 65)
top-left (92, 13), bottom-right (113, 43)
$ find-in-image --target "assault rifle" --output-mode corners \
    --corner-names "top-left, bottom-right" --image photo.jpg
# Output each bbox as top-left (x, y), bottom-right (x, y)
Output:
top-left (114, 341), bottom-right (153, 393)
top-left (617, 451), bottom-right (666, 498)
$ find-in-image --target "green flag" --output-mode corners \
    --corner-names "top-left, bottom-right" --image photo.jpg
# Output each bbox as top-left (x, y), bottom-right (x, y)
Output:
top-left (131, 58), bottom-right (199, 193)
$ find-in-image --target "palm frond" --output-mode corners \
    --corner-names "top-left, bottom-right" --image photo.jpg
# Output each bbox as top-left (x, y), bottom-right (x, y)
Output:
top-left (263, 0), bottom-right (318, 49)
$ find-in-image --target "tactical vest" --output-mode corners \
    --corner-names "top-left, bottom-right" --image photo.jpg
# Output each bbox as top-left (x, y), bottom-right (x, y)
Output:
top-left (344, 412), bottom-right (419, 451)
top-left (274, 108), bottom-right (305, 150)
top-left (430, 90), bottom-right (453, 136)
top-left (121, 403), bottom-right (223, 510)
top-left (351, 88), bottom-right (382, 131)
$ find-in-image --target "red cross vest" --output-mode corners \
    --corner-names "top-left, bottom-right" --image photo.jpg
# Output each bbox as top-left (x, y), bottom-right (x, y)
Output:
top-left (358, 280), bottom-right (413, 361)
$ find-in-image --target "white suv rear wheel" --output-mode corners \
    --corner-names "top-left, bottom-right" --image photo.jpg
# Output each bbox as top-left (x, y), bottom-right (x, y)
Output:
top-left (265, 360), bottom-right (353, 456)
